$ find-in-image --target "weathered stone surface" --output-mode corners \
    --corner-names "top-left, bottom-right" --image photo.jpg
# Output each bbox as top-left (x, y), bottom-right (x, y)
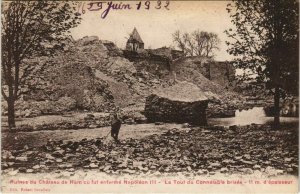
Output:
top-left (26, 169), bottom-right (34, 173)
top-left (15, 156), bottom-right (28, 162)
top-left (76, 36), bottom-right (99, 46)
top-left (52, 150), bottom-right (65, 158)
top-left (144, 82), bottom-right (208, 125)
top-left (220, 167), bottom-right (229, 173)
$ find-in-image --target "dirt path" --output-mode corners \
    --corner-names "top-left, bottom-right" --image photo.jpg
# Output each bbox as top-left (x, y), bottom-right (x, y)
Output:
top-left (2, 123), bottom-right (182, 150)
top-left (1, 112), bottom-right (110, 127)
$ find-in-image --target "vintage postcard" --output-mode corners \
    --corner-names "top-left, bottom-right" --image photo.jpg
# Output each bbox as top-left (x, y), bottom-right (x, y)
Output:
top-left (1, 0), bottom-right (299, 193)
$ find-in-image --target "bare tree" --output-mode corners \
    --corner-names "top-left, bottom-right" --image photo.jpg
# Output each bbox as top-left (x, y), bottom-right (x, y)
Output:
top-left (205, 33), bottom-right (221, 57)
top-left (205, 33), bottom-right (220, 57)
top-left (192, 30), bottom-right (208, 56)
top-left (172, 30), bottom-right (187, 56)
top-left (172, 30), bottom-right (220, 57)
top-left (183, 33), bottom-right (195, 56)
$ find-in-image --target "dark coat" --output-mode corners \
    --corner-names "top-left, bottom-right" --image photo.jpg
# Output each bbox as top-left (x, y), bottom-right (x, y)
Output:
top-left (111, 119), bottom-right (121, 132)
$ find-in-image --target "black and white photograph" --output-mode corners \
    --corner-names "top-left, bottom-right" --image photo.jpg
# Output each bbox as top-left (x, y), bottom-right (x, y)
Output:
top-left (1, 1), bottom-right (299, 193)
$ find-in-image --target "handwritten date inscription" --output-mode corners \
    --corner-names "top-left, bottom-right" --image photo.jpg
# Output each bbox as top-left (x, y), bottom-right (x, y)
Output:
top-left (77, 1), bottom-right (170, 19)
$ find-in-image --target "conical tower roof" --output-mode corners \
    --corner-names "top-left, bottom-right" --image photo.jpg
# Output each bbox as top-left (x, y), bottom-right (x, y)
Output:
top-left (128, 27), bottom-right (144, 44)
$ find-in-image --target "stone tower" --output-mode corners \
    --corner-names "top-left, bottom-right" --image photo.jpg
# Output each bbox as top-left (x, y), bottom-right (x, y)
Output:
top-left (126, 27), bottom-right (144, 51)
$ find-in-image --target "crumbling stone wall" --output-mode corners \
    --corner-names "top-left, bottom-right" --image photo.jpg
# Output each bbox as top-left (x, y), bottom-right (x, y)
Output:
top-left (196, 60), bottom-right (235, 88)
top-left (123, 47), bottom-right (183, 78)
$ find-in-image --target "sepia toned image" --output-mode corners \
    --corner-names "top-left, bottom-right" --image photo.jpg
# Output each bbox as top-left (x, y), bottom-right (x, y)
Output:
top-left (1, 1), bottom-right (299, 193)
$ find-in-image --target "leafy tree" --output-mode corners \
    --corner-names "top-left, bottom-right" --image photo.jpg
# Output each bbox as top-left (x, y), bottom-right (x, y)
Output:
top-left (1, 1), bottom-right (81, 129)
top-left (225, 0), bottom-right (299, 128)
top-left (172, 30), bottom-right (220, 57)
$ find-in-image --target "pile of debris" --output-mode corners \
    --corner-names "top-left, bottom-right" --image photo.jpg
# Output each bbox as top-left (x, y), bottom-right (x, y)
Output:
top-left (2, 124), bottom-right (298, 176)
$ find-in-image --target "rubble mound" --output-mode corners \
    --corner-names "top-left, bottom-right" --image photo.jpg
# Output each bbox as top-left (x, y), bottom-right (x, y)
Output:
top-left (19, 53), bottom-right (114, 114)
top-left (6, 35), bottom-right (242, 120)
top-left (12, 36), bottom-right (139, 116)
top-left (144, 81), bottom-right (208, 125)
top-left (170, 57), bottom-right (243, 118)
top-left (172, 57), bottom-right (223, 95)
top-left (172, 56), bottom-right (235, 93)
top-left (2, 125), bottom-right (298, 176)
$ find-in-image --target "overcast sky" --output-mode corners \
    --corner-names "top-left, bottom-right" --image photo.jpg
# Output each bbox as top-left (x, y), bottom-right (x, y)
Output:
top-left (71, 1), bottom-right (234, 61)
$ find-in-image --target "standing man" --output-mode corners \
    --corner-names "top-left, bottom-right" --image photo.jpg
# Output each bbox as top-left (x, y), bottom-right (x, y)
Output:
top-left (110, 109), bottom-right (122, 143)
